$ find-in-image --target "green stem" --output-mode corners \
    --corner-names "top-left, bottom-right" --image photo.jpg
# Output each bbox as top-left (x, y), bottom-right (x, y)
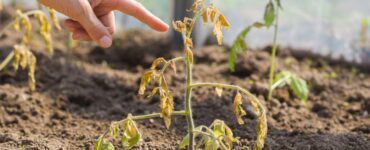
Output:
top-left (160, 57), bottom-right (185, 74)
top-left (190, 83), bottom-right (260, 102)
top-left (130, 111), bottom-right (187, 121)
top-left (185, 56), bottom-right (195, 150)
top-left (190, 82), bottom-right (267, 150)
top-left (267, 9), bottom-right (280, 101)
top-left (0, 51), bottom-right (14, 71)
top-left (271, 75), bottom-right (290, 90)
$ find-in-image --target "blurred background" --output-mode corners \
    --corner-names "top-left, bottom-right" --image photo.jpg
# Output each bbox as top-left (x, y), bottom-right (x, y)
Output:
top-left (2, 0), bottom-right (370, 64)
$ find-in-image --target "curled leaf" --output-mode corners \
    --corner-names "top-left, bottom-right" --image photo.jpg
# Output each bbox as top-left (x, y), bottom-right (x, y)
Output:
top-left (247, 96), bottom-right (267, 150)
top-left (233, 92), bottom-right (246, 125)
top-left (146, 87), bottom-right (159, 98)
top-left (94, 135), bottom-right (115, 150)
top-left (185, 38), bottom-right (193, 48)
top-left (159, 89), bottom-right (174, 128)
top-left (138, 71), bottom-right (154, 96)
top-left (210, 6), bottom-right (218, 22)
top-left (121, 118), bottom-right (142, 149)
top-left (218, 14), bottom-right (230, 29)
top-left (20, 16), bottom-right (32, 45)
top-left (151, 57), bottom-right (166, 70)
top-left (172, 20), bottom-right (186, 33)
top-left (185, 47), bottom-right (194, 64)
top-left (34, 12), bottom-right (53, 55)
top-left (213, 20), bottom-right (223, 45)
top-left (202, 8), bottom-right (209, 25)
top-left (47, 7), bottom-right (61, 30)
top-left (210, 120), bottom-right (238, 150)
top-left (110, 122), bottom-right (120, 140)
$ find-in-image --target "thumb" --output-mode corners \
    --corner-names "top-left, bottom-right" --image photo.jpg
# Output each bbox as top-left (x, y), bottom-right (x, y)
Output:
top-left (77, 9), bottom-right (112, 48)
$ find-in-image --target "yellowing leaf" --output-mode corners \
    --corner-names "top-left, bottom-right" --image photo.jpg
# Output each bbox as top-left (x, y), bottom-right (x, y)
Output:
top-left (213, 20), bottom-right (223, 45)
top-left (138, 71), bottom-right (154, 96)
top-left (210, 120), bottom-right (238, 150)
top-left (21, 17), bottom-right (32, 45)
top-left (34, 12), bottom-right (53, 55)
top-left (202, 8), bottom-right (209, 25)
top-left (185, 38), bottom-right (193, 48)
top-left (159, 89), bottom-right (174, 128)
top-left (218, 14), bottom-right (230, 29)
top-left (110, 122), bottom-right (120, 140)
top-left (233, 92), bottom-right (246, 125)
top-left (210, 7), bottom-right (218, 22)
top-left (215, 87), bottom-right (223, 97)
top-left (27, 53), bottom-right (36, 92)
top-left (150, 57), bottom-right (166, 70)
top-left (47, 7), bottom-right (61, 30)
top-left (121, 118), bottom-right (142, 149)
top-left (185, 47), bottom-right (194, 64)
top-left (172, 20), bottom-right (186, 32)
top-left (146, 87), bottom-right (159, 98)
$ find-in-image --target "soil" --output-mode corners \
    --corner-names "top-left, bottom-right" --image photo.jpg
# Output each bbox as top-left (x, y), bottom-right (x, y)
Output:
top-left (1, 22), bottom-right (370, 149)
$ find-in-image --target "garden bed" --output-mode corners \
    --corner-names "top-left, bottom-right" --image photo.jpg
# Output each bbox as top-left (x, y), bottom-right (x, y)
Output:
top-left (0, 30), bottom-right (370, 150)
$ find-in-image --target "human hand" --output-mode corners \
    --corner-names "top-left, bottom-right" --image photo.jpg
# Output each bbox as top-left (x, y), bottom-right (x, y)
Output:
top-left (39, 0), bottom-right (169, 48)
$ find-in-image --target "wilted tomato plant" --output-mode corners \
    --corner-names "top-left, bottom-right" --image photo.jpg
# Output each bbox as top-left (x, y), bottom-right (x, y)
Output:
top-left (94, 1), bottom-right (267, 150)
top-left (0, 3), bottom-right (60, 92)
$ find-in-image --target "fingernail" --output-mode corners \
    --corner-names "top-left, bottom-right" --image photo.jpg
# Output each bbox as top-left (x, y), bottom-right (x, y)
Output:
top-left (99, 36), bottom-right (112, 48)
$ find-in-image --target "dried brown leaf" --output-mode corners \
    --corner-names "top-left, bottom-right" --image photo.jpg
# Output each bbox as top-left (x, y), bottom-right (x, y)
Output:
top-left (215, 87), bottom-right (223, 97)
top-left (151, 57), bottom-right (166, 70)
top-left (233, 92), bottom-right (246, 125)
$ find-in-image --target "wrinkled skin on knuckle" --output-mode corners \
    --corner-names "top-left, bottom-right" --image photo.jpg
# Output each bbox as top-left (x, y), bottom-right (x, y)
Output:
top-left (69, 1), bottom-right (91, 20)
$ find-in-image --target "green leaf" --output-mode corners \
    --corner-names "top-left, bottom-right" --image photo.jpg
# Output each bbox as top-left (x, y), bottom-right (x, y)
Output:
top-left (229, 26), bottom-right (252, 72)
top-left (289, 76), bottom-right (309, 102)
top-left (179, 127), bottom-right (202, 149)
top-left (121, 134), bottom-right (140, 149)
top-left (264, 1), bottom-right (275, 27)
top-left (94, 136), bottom-right (115, 150)
top-left (101, 143), bottom-right (115, 150)
top-left (121, 119), bottom-right (142, 149)
top-left (94, 135), bottom-right (104, 150)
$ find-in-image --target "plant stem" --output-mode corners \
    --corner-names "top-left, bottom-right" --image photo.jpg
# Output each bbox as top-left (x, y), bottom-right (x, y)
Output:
top-left (190, 83), bottom-right (260, 101)
top-left (130, 111), bottom-right (187, 121)
top-left (185, 56), bottom-right (195, 150)
top-left (0, 51), bottom-right (14, 71)
top-left (190, 82), bottom-right (267, 150)
top-left (160, 57), bottom-right (184, 74)
top-left (190, 82), bottom-right (266, 117)
top-left (267, 9), bottom-right (280, 101)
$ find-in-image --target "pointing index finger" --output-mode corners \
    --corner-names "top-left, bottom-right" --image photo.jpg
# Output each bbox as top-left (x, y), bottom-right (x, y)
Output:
top-left (115, 0), bottom-right (169, 32)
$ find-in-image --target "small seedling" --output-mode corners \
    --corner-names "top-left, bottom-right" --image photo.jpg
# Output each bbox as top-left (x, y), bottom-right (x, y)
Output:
top-left (271, 71), bottom-right (309, 102)
top-left (0, 4), bottom-right (60, 91)
top-left (95, 1), bottom-right (267, 150)
top-left (229, 0), bottom-right (308, 101)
